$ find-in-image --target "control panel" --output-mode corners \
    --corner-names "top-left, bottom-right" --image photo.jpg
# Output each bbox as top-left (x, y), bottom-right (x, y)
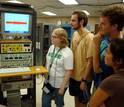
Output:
top-left (1, 80), bottom-right (33, 91)
top-left (0, 53), bottom-right (33, 67)
top-left (1, 42), bottom-right (32, 53)
top-left (0, 34), bottom-right (31, 40)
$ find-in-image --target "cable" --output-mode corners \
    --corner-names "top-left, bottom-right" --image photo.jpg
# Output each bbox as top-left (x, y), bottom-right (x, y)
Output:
top-left (36, 74), bottom-right (44, 85)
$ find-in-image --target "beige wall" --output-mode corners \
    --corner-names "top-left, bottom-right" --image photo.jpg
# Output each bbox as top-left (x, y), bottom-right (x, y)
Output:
top-left (37, 17), bottom-right (70, 25)
top-left (37, 16), bottom-right (99, 32)
top-left (37, 16), bottom-right (99, 25)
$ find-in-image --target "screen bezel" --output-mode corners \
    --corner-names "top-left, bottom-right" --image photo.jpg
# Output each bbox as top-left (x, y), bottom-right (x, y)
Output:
top-left (1, 12), bottom-right (32, 35)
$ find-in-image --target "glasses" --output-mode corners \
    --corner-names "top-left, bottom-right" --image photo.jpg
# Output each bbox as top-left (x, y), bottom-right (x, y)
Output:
top-left (51, 35), bottom-right (59, 38)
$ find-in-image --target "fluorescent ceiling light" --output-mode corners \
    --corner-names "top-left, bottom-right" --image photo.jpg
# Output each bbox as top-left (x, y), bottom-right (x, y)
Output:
top-left (82, 10), bottom-right (90, 16)
top-left (42, 11), bottom-right (57, 16)
top-left (6, 0), bottom-right (23, 4)
top-left (123, 0), bottom-right (124, 2)
top-left (58, 0), bottom-right (78, 5)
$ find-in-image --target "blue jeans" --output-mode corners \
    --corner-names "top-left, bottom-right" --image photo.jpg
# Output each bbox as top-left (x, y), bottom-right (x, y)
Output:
top-left (42, 88), bottom-right (67, 107)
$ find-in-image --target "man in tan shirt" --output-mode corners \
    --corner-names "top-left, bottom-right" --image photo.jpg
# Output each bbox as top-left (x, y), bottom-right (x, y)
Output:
top-left (69, 11), bottom-right (94, 107)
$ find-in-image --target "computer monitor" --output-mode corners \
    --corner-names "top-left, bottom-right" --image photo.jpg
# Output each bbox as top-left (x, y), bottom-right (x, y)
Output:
top-left (1, 12), bottom-right (32, 35)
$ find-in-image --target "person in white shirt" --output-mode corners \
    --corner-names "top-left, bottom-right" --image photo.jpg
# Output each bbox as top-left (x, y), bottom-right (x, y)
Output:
top-left (42, 28), bottom-right (73, 107)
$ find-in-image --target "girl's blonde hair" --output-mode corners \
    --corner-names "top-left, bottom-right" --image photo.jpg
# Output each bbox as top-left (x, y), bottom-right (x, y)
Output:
top-left (53, 28), bottom-right (68, 48)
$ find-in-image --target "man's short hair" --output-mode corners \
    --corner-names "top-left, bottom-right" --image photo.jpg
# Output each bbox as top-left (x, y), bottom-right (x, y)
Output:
top-left (72, 11), bottom-right (88, 27)
top-left (101, 5), bottom-right (124, 31)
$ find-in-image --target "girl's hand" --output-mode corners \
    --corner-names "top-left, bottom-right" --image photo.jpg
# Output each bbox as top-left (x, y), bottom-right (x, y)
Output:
top-left (58, 86), bottom-right (65, 95)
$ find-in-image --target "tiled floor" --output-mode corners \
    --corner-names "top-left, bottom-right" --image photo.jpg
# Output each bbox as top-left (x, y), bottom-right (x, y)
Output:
top-left (36, 75), bottom-right (75, 107)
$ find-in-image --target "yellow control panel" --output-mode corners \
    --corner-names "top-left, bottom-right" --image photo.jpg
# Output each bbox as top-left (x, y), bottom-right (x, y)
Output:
top-left (1, 43), bottom-right (32, 53)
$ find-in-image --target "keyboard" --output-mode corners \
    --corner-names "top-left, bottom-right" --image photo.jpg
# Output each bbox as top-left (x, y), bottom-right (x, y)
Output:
top-left (0, 67), bottom-right (31, 73)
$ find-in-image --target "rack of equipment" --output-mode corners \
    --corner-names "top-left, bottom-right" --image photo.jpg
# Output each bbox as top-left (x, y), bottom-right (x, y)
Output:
top-left (0, 1), bottom-right (38, 107)
top-left (36, 23), bottom-right (55, 66)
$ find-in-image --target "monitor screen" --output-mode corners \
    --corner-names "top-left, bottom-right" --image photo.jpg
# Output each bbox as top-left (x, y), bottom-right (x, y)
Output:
top-left (2, 12), bottom-right (31, 34)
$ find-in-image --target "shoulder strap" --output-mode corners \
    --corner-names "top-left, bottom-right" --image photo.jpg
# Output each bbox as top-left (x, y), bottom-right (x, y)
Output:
top-left (74, 31), bottom-right (89, 50)
top-left (79, 31), bottom-right (89, 43)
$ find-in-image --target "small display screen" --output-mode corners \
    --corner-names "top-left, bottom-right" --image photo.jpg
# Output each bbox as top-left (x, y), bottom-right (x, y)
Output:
top-left (2, 12), bottom-right (31, 34)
